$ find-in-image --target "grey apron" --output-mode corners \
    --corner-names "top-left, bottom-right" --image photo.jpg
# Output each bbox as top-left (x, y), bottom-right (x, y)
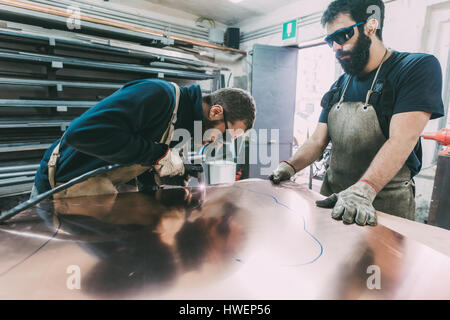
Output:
top-left (320, 54), bottom-right (415, 220)
top-left (47, 82), bottom-right (181, 199)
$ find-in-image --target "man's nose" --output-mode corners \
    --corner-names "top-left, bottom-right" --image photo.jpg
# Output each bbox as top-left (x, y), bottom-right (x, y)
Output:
top-left (333, 42), bottom-right (343, 52)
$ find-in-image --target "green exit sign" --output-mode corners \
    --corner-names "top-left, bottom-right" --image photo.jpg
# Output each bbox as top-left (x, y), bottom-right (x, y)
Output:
top-left (282, 19), bottom-right (297, 40)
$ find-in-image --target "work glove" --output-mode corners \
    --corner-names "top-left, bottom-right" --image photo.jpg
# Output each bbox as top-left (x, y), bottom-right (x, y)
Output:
top-left (269, 161), bottom-right (296, 184)
top-left (315, 180), bottom-right (378, 226)
top-left (153, 148), bottom-right (185, 178)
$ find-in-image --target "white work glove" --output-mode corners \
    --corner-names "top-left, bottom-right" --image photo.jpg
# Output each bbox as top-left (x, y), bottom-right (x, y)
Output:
top-left (153, 148), bottom-right (185, 178)
top-left (269, 161), bottom-right (296, 184)
top-left (316, 180), bottom-right (378, 226)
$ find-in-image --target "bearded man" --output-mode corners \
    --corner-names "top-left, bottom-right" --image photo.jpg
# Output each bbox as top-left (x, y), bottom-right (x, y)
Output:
top-left (270, 0), bottom-right (444, 226)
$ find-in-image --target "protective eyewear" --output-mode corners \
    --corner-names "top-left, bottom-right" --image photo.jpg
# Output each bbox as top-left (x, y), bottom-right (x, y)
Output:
top-left (324, 22), bottom-right (365, 48)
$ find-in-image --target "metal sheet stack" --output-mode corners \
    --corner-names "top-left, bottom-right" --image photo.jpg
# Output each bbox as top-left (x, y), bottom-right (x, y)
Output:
top-left (0, 15), bottom-right (222, 199)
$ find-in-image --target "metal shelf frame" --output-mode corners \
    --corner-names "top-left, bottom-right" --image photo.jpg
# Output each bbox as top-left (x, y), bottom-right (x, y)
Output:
top-left (0, 99), bottom-right (95, 108)
top-left (0, 28), bottom-right (221, 69)
top-left (0, 49), bottom-right (215, 80)
top-left (0, 77), bottom-right (123, 89)
top-left (0, 143), bottom-right (51, 153)
top-left (0, 8), bottom-right (224, 199)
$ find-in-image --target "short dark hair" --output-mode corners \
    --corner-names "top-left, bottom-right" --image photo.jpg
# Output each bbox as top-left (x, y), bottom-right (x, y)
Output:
top-left (321, 0), bottom-right (385, 40)
top-left (203, 88), bottom-right (256, 130)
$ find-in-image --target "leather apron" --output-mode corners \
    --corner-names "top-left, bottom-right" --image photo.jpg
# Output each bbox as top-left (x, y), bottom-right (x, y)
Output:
top-left (47, 82), bottom-right (181, 199)
top-left (320, 55), bottom-right (415, 220)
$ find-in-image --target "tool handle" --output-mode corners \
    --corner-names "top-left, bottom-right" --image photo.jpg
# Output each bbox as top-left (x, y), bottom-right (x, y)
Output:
top-left (0, 164), bottom-right (122, 223)
top-left (423, 129), bottom-right (450, 146)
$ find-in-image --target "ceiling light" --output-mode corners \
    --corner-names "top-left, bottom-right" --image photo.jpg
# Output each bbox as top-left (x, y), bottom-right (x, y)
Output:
top-left (229, 0), bottom-right (245, 3)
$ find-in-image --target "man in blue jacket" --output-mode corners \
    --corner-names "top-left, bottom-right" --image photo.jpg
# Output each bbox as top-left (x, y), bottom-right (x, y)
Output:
top-left (32, 79), bottom-right (256, 198)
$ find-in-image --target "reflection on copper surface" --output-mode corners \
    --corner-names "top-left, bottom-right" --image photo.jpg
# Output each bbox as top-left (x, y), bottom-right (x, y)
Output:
top-left (0, 180), bottom-right (449, 299)
top-left (32, 187), bottom-right (246, 298)
top-left (329, 229), bottom-right (406, 299)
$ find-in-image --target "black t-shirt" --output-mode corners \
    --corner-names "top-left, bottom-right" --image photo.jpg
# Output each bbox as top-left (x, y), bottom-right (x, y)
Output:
top-left (319, 51), bottom-right (445, 177)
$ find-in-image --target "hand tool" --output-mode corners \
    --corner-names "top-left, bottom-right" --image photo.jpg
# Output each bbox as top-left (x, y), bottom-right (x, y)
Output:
top-left (184, 164), bottom-right (205, 185)
top-left (423, 128), bottom-right (450, 146)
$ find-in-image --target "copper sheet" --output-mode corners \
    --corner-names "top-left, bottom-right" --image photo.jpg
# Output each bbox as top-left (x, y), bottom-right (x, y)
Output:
top-left (0, 179), bottom-right (449, 299)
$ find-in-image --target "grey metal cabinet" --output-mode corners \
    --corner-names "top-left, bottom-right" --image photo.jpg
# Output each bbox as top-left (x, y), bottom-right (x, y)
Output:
top-left (249, 44), bottom-right (298, 178)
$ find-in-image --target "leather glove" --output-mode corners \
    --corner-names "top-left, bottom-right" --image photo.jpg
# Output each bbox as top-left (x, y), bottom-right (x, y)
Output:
top-left (153, 148), bottom-right (185, 178)
top-left (269, 161), bottom-right (296, 184)
top-left (315, 180), bottom-right (378, 226)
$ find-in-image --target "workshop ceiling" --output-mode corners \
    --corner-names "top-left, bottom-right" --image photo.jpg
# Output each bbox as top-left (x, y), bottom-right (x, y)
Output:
top-left (144, 0), bottom-right (299, 25)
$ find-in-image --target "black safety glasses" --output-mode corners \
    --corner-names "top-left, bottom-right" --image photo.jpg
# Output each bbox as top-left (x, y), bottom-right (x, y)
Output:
top-left (324, 22), bottom-right (365, 48)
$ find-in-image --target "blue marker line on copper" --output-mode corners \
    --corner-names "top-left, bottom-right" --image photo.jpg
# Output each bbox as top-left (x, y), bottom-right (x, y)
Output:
top-left (236, 186), bottom-right (324, 266)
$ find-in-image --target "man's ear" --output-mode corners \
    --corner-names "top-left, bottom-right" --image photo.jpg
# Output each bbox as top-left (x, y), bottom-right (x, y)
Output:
top-left (208, 105), bottom-right (224, 120)
top-left (365, 18), bottom-right (379, 37)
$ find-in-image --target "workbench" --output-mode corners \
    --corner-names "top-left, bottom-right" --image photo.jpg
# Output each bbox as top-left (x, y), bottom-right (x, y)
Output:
top-left (0, 179), bottom-right (449, 299)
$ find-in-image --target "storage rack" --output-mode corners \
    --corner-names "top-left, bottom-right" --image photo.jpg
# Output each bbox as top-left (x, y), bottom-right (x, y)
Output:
top-left (0, 20), bottom-right (223, 199)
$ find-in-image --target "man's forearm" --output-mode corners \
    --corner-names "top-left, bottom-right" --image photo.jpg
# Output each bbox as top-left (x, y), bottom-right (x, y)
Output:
top-left (361, 112), bottom-right (431, 192)
top-left (361, 137), bottom-right (415, 192)
top-left (288, 139), bottom-right (328, 172)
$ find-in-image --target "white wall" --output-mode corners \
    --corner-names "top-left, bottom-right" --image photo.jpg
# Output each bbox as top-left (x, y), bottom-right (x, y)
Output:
top-left (240, 0), bottom-right (329, 38)
top-left (79, 0), bottom-right (228, 30)
top-left (382, 0), bottom-right (450, 164)
top-left (239, 0), bottom-right (449, 50)
top-left (222, 0), bottom-right (330, 88)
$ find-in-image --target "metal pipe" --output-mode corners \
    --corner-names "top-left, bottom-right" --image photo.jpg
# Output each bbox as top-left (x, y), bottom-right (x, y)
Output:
top-left (0, 164), bottom-right (40, 174)
top-left (0, 163), bottom-right (123, 223)
top-left (0, 171), bottom-right (36, 179)
top-left (0, 100), bottom-right (95, 108)
top-left (0, 176), bottom-right (35, 187)
top-left (0, 77), bottom-right (123, 89)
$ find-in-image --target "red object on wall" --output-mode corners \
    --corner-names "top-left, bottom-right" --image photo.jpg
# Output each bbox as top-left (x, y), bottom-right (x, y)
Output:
top-left (423, 129), bottom-right (450, 156)
top-left (423, 128), bottom-right (450, 146)
top-left (235, 169), bottom-right (243, 181)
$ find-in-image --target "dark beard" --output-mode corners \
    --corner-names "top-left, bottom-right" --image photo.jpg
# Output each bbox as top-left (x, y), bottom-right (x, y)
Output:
top-left (336, 31), bottom-right (372, 76)
top-left (203, 119), bottom-right (221, 132)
